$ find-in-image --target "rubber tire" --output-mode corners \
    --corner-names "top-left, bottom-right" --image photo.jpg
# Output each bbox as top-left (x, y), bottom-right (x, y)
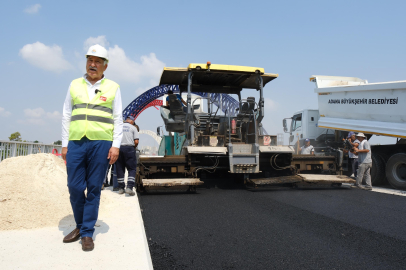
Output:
top-left (386, 153), bottom-right (406, 190)
top-left (371, 153), bottom-right (385, 185)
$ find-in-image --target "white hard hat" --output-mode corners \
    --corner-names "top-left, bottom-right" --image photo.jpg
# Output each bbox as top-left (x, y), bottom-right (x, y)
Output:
top-left (356, 132), bottom-right (366, 138)
top-left (86, 44), bottom-right (109, 62)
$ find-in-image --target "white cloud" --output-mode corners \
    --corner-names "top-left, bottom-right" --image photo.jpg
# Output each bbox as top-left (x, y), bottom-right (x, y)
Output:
top-left (0, 107), bottom-right (11, 117)
top-left (83, 36), bottom-right (109, 51)
top-left (107, 46), bottom-right (165, 85)
top-left (24, 107), bottom-right (45, 118)
top-left (19, 42), bottom-right (73, 73)
top-left (23, 108), bottom-right (61, 125)
top-left (46, 111), bottom-right (62, 120)
top-left (265, 97), bottom-right (278, 111)
top-left (24, 4), bottom-right (41, 14)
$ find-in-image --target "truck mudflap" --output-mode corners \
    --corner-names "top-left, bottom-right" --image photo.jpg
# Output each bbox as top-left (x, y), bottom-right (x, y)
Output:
top-left (248, 174), bottom-right (354, 187)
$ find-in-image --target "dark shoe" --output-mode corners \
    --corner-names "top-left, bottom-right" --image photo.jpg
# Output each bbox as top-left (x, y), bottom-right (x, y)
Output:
top-left (104, 182), bottom-right (110, 187)
top-left (81, 237), bottom-right (94, 251)
top-left (63, 228), bottom-right (81, 243)
top-left (113, 187), bottom-right (119, 191)
top-left (125, 187), bottom-right (135, 196)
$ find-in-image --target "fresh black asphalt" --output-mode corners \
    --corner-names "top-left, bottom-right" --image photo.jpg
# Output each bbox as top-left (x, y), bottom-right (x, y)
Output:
top-left (139, 184), bottom-right (406, 269)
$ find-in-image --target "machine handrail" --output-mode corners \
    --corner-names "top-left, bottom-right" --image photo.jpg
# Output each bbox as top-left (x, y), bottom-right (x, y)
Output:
top-left (226, 109), bottom-right (231, 144)
top-left (245, 109), bottom-right (258, 144)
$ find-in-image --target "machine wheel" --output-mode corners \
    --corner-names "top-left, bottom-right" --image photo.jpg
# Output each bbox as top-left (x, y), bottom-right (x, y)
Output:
top-left (386, 153), bottom-right (406, 190)
top-left (371, 153), bottom-right (385, 185)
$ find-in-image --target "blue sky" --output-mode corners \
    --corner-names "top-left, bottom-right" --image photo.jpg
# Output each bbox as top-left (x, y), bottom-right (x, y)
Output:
top-left (1, 0), bottom-right (405, 147)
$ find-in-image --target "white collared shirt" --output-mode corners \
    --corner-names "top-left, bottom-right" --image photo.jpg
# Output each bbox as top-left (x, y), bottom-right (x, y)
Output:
top-left (61, 74), bottom-right (123, 148)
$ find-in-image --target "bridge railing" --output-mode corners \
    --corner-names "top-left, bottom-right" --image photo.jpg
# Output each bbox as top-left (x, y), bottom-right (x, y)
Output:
top-left (0, 140), bottom-right (62, 163)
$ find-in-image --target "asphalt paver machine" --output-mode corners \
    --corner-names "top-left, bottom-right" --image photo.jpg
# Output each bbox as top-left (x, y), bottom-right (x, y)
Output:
top-left (136, 63), bottom-right (354, 192)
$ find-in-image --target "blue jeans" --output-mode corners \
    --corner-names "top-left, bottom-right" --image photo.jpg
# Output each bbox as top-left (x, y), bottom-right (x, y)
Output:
top-left (66, 138), bottom-right (111, 238)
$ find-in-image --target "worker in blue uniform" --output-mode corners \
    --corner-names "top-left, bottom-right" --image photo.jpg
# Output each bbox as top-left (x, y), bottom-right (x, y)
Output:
top-left (61, 44), bottom-right (123, 252)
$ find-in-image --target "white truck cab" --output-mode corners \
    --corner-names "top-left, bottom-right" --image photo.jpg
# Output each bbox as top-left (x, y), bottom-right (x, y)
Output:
top-left (284, 109), bottom-right (332, 150)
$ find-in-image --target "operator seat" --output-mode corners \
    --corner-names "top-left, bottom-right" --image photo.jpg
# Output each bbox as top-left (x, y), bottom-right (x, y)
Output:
top-left (160, 94), bottom-right (186, 132)
top-left (167, 94), bottom-right (185, 117)
top-left (237, 97), bottom-right (256, 121)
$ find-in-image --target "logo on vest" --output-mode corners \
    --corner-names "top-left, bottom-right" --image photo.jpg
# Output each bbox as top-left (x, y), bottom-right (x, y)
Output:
top-left (99, 96), bottom-right (107, 102)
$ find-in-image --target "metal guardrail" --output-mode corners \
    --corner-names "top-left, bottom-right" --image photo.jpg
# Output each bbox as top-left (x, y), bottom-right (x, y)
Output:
top-left (0, 140), bottom-right (62, 162)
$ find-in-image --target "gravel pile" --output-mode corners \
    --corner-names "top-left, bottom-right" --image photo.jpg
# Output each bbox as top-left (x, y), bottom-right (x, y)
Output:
top-left (0, 154), bottom-right (111, 230)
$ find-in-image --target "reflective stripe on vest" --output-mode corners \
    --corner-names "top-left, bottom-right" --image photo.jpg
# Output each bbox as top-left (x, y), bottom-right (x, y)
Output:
top-left (68, 77), bottom-right (119, 141)
top-left (72, 103), bottom-right (113, 114)
top-left (71, 115), bottom-right (114, 124)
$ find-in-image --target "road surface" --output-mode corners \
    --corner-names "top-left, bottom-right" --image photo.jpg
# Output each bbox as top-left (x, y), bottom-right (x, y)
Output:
top-left (139, 184), bottom-right (406, 269)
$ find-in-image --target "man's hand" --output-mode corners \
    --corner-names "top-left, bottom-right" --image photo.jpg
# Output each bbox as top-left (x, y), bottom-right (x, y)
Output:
top-left (107, 147), bottom-right (119, 164)
top-left (62, 147), bottom-right (68, 161)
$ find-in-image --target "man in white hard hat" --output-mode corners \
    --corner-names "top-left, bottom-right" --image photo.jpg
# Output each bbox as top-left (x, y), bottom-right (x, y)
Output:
top-left (352, 133), bottom-right (373, 190)
top-left (61, 44), bottom-right (123, 251)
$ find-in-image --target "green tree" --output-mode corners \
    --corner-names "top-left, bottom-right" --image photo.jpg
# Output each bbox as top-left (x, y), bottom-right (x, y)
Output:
top-left (53, 140), bottom-right (62, 145)
top-left (34, 140), bottom-right (39, 143)
top-left (9, 132), bottom-right (21, 141)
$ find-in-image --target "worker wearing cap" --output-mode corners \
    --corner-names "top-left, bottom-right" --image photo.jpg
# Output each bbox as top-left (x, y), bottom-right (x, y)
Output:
top-left (61, 44), bottom-right (123, 251)
top-left (352, 133), bottom-right (373, 190)
top-left (116, 116), bottom-right (139, 196)
top-left (347, 131), bottom-right (360, 178)
top-left (300, 139), bottom-right (314, 155)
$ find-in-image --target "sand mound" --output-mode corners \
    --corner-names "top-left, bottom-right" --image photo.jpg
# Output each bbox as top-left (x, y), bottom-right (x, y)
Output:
top-left (0, 154), bottom-right (112, 230)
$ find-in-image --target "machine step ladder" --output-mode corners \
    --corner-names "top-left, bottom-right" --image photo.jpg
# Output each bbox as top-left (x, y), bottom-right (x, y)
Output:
top-left (228, 143), bottom-right (260, 173)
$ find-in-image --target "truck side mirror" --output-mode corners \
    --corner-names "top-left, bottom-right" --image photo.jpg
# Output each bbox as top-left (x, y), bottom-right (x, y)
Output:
top-left (283, 119), bottom-right (288, 133)
top-left (156, 127), bottom-right (160, 136)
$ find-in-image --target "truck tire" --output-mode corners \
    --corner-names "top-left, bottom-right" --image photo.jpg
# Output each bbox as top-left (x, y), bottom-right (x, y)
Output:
top-left (386, 153), bottom-right (406, 190)
top-left (371, 153), bottom-right (385, 185)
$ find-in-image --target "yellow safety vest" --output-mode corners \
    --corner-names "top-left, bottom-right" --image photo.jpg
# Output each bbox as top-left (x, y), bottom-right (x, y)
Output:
top-left (68, 78), bottom-right (119, 141)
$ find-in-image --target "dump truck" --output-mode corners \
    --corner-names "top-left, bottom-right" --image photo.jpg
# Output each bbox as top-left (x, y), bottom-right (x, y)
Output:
top-left (136, 64), bottom-right (354, 192)
top-left (283, 75), bottom-right (406, 190)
